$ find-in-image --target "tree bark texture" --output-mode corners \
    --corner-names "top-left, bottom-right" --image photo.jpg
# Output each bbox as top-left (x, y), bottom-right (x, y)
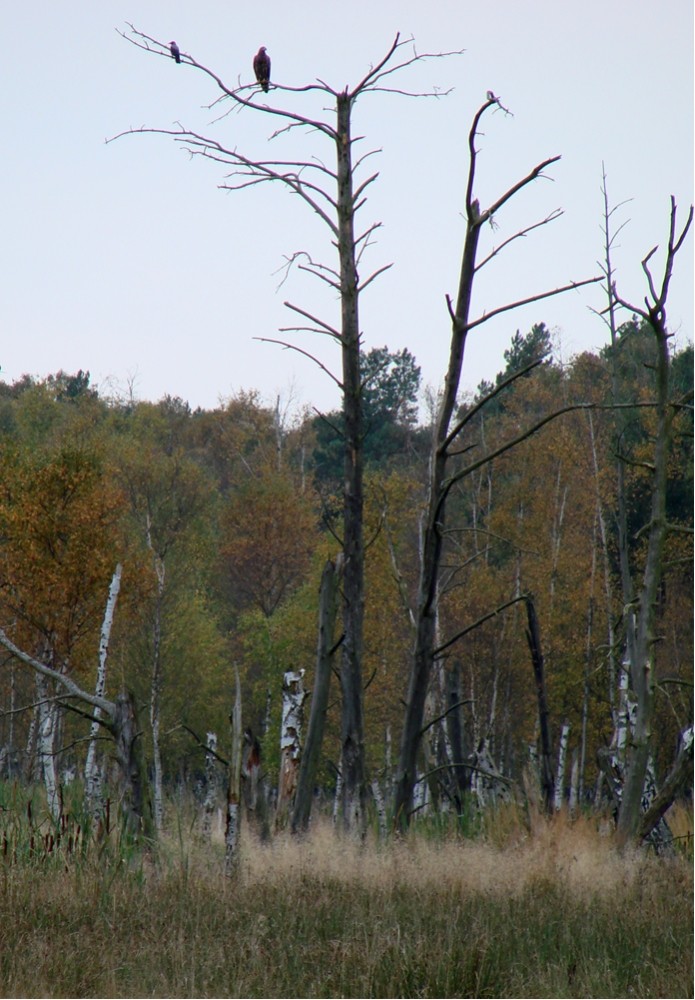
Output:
top-left (276, 669), bottom-right (306, 828)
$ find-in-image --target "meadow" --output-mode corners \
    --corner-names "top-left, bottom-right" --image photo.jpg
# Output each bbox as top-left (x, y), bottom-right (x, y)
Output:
top-left (0, 796), bottom-right (691, 999)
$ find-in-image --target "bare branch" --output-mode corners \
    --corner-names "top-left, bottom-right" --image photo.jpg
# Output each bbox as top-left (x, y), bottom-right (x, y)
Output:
top-left (254, 337), bottom-right (343, 389)
top-left (120, 24), bottom-right (338, 139)
top-left (282, 301), bottom-right (341, 339)
top-left (0, 629), bottom-right (114, 717)
top-left (443, 358), bottom-right (545, 452)
top-left (467, 275), bottom-right (603, 332)
top-left (358, 262), bottom-right (394, 293)
top-left (434, 596), bottom-right (527, 657)
top-left (475, 209), bottom-right (564, 272)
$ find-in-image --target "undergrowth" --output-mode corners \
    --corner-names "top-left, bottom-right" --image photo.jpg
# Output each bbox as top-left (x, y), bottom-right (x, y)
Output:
top-left (0, 789), bottom-right (691, 998)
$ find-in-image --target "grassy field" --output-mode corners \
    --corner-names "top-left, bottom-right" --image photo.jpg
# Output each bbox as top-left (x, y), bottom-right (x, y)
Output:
top-left (0, 801), bottom-right (691, 998)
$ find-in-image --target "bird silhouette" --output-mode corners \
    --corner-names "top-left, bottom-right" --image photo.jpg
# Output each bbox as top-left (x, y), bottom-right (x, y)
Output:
top-left (169, 41), bottom-right (181, 64)
top-left (253, 46), bottom-right (271, 92)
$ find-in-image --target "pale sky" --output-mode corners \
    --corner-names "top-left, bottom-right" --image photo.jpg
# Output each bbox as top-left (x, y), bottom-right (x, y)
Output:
top-left (2, 2), bottom-right (693, 419)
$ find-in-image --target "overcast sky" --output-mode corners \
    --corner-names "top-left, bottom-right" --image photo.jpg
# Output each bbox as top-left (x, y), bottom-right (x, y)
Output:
top-left (2, 2), bottom-right (692, 419)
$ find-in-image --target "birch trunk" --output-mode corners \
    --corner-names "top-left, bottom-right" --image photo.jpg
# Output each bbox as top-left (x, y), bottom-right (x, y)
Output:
top-left (85, 563), bottom-right (122, 819)
top-left (201, 731), bottom-right (218, 843)
top-left (276, 669), bottom-right (306, 828)
top-left (554, 721), bottom-right (570, 812)
top-left (36, 671), bottom-right (61, 822)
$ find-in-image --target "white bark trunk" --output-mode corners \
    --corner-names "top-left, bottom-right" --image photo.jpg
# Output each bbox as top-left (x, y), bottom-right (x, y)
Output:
top-left (85, 563), bottom-right (122, 817)
top-left (371, 779), bottom-right (387, 838)
top-left (36, 672), bottom-right (60, 822)
top-left (201, 731), bottom-right (218, 843)
top-left (277, 669), bottom-right (306, 826)
top-left (554, 720), bottom-right (570, 811)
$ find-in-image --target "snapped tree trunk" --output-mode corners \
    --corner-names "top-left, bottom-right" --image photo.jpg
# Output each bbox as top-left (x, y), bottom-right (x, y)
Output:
top-left (292, 556), bottom-right (341, 834)
top-left (276, 669), bottom-right (306, 828)
top-left (225, 668), bottom-right (243, 876)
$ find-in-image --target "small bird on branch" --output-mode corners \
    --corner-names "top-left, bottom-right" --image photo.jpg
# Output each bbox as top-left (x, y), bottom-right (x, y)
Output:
top-left (253, 46), bottom-right (271, 92)
top-left (169, 41), bottom-right (181, 64)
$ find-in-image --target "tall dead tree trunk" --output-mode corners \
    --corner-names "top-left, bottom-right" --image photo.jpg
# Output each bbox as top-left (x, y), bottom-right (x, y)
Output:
top-left (610, 198), bottom-right (693, 847)
top-left (393, 95), bottom-right (599, 827)
top-left (225, 668), bottom-right (243, 876)
top-left (116, 28), bottom-right (467, 833)
top-left (335, 89), bottom-right (367, 834)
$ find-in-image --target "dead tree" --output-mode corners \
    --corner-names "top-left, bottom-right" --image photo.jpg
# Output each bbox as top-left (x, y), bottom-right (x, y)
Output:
top-left (0, 625), bottom-right (153, 840)
top-left (393, 95), bottom-right (601, 828)
top-left (114, 27), bottom-right (463, 833)
top-left (225, 668), bottom-right (243, 875)
top-left (606, 197), bottom-right (693, 847)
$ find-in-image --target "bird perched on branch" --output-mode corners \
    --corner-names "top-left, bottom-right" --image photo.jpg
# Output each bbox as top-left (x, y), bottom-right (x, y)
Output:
top-left (169, 41), bottom-right (181, 64)
top-left (253, 46), bottom-right (271, 92)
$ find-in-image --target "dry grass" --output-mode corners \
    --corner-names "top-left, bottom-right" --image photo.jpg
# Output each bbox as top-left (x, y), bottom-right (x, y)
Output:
top-left (0, 801), bottom-right (691, 998)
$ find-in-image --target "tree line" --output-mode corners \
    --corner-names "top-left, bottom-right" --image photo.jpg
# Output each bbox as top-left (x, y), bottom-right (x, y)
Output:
top-left (0, 315), bottom-right (690, 842)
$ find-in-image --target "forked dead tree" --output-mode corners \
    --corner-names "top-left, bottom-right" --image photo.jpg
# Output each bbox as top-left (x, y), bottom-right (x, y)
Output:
top-left (113, 27), bottom-right (463, 833)
top-left (393, 95), bottom-right (602, 828)
top-left (605, 196), bottom-right (694, 847)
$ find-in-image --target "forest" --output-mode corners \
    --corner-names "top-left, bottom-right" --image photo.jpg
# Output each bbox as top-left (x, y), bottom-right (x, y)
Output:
top-left (0, 315), bottom-right (691, 839)
top-left (0, 26), bottom-right (692, 999)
